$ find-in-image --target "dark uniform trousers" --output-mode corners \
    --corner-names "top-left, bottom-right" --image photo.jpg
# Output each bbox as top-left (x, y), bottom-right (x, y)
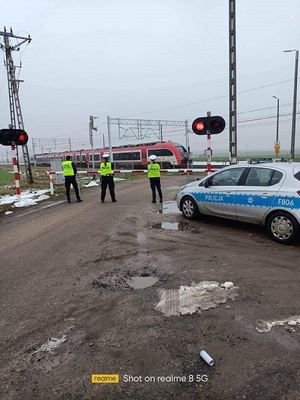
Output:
top-left (65, 176), bottom-right (80, 201)
top-left (149, 177), bottom-right (163, 202)
top-left (101, 175), bottom-right (116, 201)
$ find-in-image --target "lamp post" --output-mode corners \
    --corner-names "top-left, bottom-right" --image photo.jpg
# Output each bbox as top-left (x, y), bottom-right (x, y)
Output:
top-left (284, 49), bottom-right (299, 161)
top-left (272, 96), bottom-right (280, 157)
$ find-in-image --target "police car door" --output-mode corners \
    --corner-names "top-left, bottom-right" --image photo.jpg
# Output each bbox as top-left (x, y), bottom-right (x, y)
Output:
top-left (235, 166), bottom-right (283, 224)
top-left (200, 167), bottom-right (245, 219)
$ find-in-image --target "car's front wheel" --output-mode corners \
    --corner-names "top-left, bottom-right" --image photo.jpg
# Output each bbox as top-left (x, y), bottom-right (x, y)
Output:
top-left (266, 211), bottom-right (299, 244)
top-left (181, 197), bottom-right (199, 220)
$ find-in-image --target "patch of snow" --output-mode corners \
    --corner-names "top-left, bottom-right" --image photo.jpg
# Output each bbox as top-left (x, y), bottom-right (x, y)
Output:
top-left (31, 335), bottom-right (67, 354)
top-left (156, 281), bottom-right (239, 317)
top-left (0, 189), bottom-right (50, 208)
top-left (256, 315), bottom-right (300, 333)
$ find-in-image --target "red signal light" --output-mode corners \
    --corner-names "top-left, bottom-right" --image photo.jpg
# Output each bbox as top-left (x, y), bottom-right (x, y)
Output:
top-left (192, 116), bottom-right (226, 135)
top-left (17, 133), bottom-right (27, 144)
top-left (194, 121), bottom-right (205, 131)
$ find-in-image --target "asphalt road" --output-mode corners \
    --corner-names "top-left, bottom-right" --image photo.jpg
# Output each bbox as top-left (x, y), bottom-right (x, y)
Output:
top-left (0, 175), bottom-right (299, 400)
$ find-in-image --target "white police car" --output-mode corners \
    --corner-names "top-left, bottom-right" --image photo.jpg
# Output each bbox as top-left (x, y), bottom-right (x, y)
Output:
top-left (177, 162), bottom-right (300, 244)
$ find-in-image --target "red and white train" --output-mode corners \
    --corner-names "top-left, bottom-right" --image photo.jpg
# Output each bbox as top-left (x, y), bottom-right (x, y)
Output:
top-left (31, 141), bottom-right (191, 169)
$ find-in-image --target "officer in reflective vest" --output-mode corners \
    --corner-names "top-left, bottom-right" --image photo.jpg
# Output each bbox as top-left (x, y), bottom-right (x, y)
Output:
top-left (99, 153), bottom-right (116, 203)
top-left (61, 155), bottom-right (82, 203)
top-left (147, 154), bottom-right (163, 203)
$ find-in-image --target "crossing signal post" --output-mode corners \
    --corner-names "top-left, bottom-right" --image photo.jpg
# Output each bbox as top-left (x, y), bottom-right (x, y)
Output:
top-left (192, 114), bottom-right (226, 174)
top-left (0, 129), bottom-right (29, 146)
top-left (0, 128), bottom-right (29, 202)
top-left (192, 116), bottom-right (226, 135)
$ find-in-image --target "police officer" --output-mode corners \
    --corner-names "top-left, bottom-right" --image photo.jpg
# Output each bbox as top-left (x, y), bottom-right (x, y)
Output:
top-left (148, 154), bottom-right (163, 203)
top-left (61, 155), bottom-right (82, 203)
top-left (99, 153), bottom-right (116, 203)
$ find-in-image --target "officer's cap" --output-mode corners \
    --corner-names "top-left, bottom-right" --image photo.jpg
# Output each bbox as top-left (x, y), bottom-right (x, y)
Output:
top-left (149, 155), bottom-right (157, 160)
top-left (103, 153), bottom-right (110, 158)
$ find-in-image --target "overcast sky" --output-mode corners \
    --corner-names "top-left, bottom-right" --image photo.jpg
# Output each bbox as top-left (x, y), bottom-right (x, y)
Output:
top-left (1, 0), bottom-right (300, 160)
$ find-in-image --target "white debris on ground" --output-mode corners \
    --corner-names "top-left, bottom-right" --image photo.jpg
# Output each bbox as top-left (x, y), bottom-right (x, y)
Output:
top-left (1, 178), bottom-right (124, 210)
top-left (30, 335), bottom-right (67, 354)
top-left (156, 281), bottom-right (239, 317)
top-left (0, 189), bottom-right (50, 208)
top-left (84, 177), bottom-right (123, 187)
top-left (256, 316), bottom-right (300, 333)
top-left (84, 180), bottom-right (99, 187)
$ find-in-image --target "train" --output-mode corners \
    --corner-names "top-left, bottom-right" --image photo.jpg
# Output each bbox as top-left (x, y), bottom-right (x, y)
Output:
top-left (31, 141), bottom-right (191, 169)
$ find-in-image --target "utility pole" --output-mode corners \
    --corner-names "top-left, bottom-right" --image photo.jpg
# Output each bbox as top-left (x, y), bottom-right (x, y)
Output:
top-left (284, 49), bottom-right (299, 161)
top-left (0, 27), bottom-right (33, 183)
top-left (89, 115), bottom-right (98, 169)
top-left (229, 0), bottom-right (237, 164)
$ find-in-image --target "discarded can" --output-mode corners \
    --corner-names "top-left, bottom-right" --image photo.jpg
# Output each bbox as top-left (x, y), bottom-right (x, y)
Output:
top-left (199, 349), bottom-right (214, 366)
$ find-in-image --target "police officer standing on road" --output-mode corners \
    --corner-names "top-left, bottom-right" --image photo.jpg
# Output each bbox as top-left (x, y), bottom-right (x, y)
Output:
top-left (99, 153), bottom-right (117, 203)
top-left (148, 154), bottom-right (163, 203)
top-left (61, 155), bottom-right (82, 203)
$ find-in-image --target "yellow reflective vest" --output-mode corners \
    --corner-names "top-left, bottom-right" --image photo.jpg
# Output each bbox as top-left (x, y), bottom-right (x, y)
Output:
top-left (62, 160), bottom-right (75, 176)
top-left (100, 161), bottom-right (114, 176)
top-left (148, 162), bottom-right (161, 178)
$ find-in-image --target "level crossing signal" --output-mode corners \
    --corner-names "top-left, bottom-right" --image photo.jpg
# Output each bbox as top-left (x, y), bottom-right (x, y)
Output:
top-left (192, 116), bottom-right (226, 135)
top-left (0, 129), bottom-right (29, 146)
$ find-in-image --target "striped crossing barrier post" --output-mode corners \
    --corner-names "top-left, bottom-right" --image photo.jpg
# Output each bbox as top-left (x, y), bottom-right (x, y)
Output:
top-left (12, 145), bottom-right (21, 201)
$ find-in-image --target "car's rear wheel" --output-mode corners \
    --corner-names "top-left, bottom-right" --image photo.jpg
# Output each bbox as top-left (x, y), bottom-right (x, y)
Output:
top-left (266, 211), bottom-right (299, 244)
top-left (181, 197), bottom-right (199, 220)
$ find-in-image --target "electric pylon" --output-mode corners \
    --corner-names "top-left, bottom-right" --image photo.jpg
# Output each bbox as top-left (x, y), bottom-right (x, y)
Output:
top-left (0, 27), bottom-right (33, 183)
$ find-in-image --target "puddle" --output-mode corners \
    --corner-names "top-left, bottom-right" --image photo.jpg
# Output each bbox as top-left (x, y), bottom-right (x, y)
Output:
top-left (162, 222), bottom-right (179, 230)
top-left (160, 201), bottom-right (181, 215)
top-left (127, 276), bottom-right (158, 289)
top-left (152, 222), bottom-right (180, 231)
top-left (151, 221), bottom-right (199, 233)
top-left (93, 271), bottom-right (161, 291)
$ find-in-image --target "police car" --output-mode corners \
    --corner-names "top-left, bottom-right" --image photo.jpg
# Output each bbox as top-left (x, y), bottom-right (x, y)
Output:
top-left (177, 162), bottom-right (300, 244)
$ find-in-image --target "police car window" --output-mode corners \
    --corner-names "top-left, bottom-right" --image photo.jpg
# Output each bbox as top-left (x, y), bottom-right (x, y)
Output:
top-left (210, 168), bottom-right (245, 186)
top-left (270, 170), bottom-right (283, 185)
top-left (294, 171), bottom-right (300, 181)
top-left (245, 167), bottom-right (282, 186)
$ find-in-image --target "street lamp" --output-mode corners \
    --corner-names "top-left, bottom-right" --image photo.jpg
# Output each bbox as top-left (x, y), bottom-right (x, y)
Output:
top-left (283, 49), bottom-right (299, 161)
top-left (272, 96), bottom-right (280, 157)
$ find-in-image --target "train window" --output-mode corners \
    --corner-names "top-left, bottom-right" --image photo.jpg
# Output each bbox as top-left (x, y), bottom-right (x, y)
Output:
top-left (148, 149), bottom-right (173, 157)
top-left (175, 145), bottom-right (188, 156)
top-left (113, 151), bottom-right (141, 160)
top-left (76, 154), bottom-right (86, 161)
top-left (90, 154), bottom-right (100, 161)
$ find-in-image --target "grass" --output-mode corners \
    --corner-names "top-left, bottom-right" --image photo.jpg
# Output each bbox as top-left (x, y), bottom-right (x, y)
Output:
top-left (0, 169), bottom-right (14, 186)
